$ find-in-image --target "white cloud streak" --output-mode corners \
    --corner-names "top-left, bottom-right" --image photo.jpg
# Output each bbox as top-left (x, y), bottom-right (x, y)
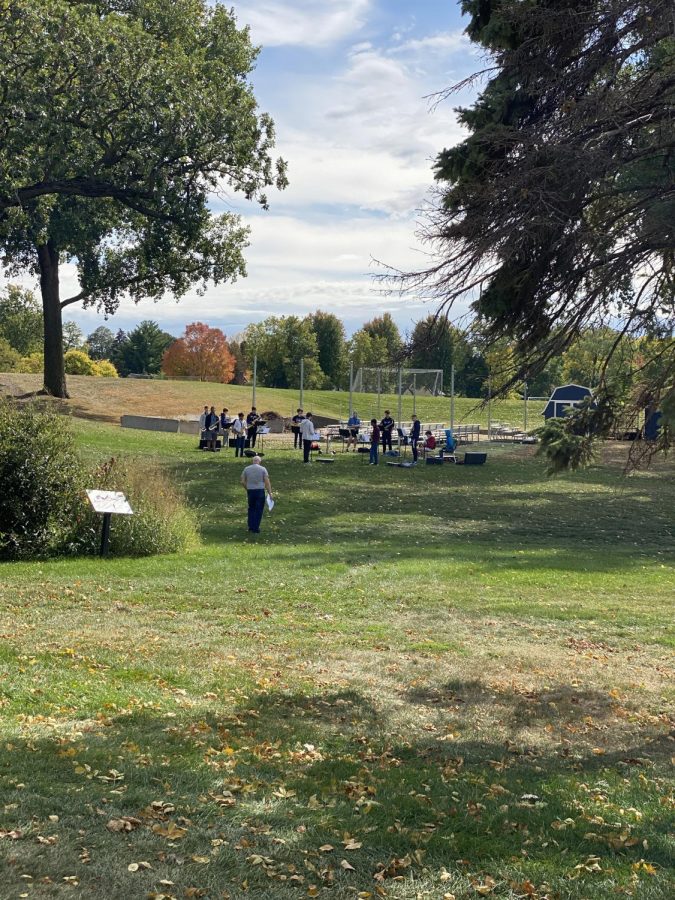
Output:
top-left (232, 0), bottom-right (371, 47)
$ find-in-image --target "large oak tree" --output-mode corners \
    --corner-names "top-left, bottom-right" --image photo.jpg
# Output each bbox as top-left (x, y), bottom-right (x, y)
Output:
top-left (0, 0), bottom-right (286, 396)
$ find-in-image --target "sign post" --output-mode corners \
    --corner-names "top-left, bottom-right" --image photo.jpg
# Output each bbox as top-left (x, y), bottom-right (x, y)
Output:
top-left (86, 490), bottom-right (134, 557)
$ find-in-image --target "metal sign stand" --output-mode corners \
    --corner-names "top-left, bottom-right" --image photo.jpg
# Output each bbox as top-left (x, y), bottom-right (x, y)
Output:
top-left (86, 490), bottom-right (134, 558)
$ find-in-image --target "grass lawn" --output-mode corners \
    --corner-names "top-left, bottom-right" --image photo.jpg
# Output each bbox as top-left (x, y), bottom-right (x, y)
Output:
top-left (0, 420), bottom-right (673, 899)
top-left (0, 373), bottom-right (544, 429)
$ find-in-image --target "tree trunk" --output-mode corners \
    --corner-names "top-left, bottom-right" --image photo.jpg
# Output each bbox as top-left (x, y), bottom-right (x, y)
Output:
top-left (38, 241), bottom-right (68, 398)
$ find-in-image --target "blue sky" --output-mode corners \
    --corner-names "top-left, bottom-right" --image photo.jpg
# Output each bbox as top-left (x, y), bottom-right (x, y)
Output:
top-left (4, 0), bottom-right (484, 340)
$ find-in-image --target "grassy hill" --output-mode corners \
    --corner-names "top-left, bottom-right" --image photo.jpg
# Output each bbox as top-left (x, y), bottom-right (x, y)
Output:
top-left (0, 417), bottom-right (673, 898)
top-left (0, 372), bottom-right (546, 427)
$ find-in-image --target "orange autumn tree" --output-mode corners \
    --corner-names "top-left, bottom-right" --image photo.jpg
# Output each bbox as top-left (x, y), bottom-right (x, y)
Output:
top-left (162, 322), bottom-right (235, 383)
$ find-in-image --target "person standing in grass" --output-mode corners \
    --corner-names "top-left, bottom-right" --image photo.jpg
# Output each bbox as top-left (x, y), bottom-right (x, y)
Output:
top-left (369, 418), bottom-right (380, 465)
top-left (232, 411), bottom-right (246, 457)
top-left (247, 406), bottom-right (260, 448)
top-left (291, 408), bottom-right (304, 450)
top-left (240, 455), bottom-right (272, 534)
top-left (300, 412), bottom-right (315, 463)
top-left (347, 410), bottom-right (360, 451)
top-left (380, 409), bottom-right (394, 454)
top-left (410, 414), bottom-right (421, 464)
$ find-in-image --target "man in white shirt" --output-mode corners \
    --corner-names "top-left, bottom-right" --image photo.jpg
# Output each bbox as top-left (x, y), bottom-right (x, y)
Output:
top-left (240, 456), bottom-right (273, 533)
top-left (300, 412), bottom-right (316, 463)
top-left (232, 412), bottom-right (246, 457)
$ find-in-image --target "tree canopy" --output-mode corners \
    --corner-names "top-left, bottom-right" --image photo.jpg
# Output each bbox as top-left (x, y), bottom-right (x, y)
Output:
top-left (404, 0), bottom-right (674, 464)
top-left (0, 0), bottom-right (287, 396)
top-left (162, 322), bottom-right (235, 383)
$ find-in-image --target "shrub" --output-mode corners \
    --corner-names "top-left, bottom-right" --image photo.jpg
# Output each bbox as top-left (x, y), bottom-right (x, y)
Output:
top-left (0, 402), bottom-right (86, 559)
top-left (0, 337), bottom-right (20, 372)
top-left (64, 349), bottom-right (97, 375)
top-left (73, 457), bottom-right (199, 556)
top-left (17, 351), bottom-right (43, 373)
top-left (94, 359), bottom-right (119, 378)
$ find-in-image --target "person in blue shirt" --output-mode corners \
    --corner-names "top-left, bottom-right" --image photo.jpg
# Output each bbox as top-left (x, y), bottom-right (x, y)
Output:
top-left (346, 411), bottom-right (360, 451)
top-left (410, 414), bottom-right (421, 464)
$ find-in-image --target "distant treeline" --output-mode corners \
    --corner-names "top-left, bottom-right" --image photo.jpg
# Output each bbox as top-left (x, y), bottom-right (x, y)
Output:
top-left (1, 284), bottom-right (667, 398)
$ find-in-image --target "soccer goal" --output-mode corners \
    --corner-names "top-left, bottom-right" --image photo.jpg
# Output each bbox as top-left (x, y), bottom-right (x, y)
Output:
top-left (349, 367), bottom-right (444, 422)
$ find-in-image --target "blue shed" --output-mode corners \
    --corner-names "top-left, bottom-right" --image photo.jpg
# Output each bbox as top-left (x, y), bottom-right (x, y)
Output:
top-left (542, 384), bottom-right (592, 420)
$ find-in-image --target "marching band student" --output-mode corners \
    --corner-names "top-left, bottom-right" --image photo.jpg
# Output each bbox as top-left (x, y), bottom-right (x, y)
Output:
top-left (291, 408), bottom-right (304, 449)
top-left (380, 409), bottom-right (394, 453)
top-left (205, 405), bottom-right (219, 451)
top-left (346, 410), bottom-right (360, 451)
top-left (369, 418), bottom-right (380, 465)
top-left (247, 406), bottom-right (260, 448)
top-left (300, 412), bottom-right (316, 463)
top-left (410, 414), bottom-right (421, 464)
top-left (232, 412), bottom-right (246, 457)
top-left (220, 408), bottom-right (232, 452)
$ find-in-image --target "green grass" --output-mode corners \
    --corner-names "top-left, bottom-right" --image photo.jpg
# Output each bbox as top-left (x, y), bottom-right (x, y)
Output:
top-left (0, 420), bottom-right (673, 899)
top-left (1, 371), bottom-right (543, 427)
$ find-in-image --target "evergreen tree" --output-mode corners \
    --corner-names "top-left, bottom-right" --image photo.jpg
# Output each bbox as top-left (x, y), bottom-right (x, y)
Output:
top-left (409, 0), bottom-right (674, 464)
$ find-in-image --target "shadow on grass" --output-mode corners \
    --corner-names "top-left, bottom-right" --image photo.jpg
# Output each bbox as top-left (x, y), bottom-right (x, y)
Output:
top-left (169, 452), bottom-right (675, 575)
top-left (1, 684), bottom-right (672, 899)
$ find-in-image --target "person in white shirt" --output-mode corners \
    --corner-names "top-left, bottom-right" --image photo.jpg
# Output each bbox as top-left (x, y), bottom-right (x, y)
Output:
top-left (300, 412), bottom-right (316, 463)
top-left (232, 412), bottom-right (246, 457)
top-left (240, 456), bottom-right (272, 534)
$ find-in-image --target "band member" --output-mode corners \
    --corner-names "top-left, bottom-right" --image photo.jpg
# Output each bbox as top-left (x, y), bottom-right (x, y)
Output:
top-left (369, 418), bottom-right (380, 465)
top-left (380, 409), bottom-right (394, 453)
top-left (410, 414), bottom-right (421, 464)
top-left (247, 406), bottom-right (260, 448)
top-left (204, 405), bottom-right (220, 451)
top-left (347, 411), bottom-right (360, 451)
top-left (232, 412), bottom-right (246, 457)
top-left (300, 412), bottom-right (315, 463)
top-left (291, 408), bottom-right (304, 449)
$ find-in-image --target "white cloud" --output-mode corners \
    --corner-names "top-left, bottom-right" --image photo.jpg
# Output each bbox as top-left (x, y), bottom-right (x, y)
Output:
top-left (390, 29), bottom-right (469, 55)
top-left (231, 0), bottom-right (371, 47)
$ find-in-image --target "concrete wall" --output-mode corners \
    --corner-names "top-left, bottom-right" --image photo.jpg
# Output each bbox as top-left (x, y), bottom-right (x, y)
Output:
top-left (121, 415), bottom-right (180, 433)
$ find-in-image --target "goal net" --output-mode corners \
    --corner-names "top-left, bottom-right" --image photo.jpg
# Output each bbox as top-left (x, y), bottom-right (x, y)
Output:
top-left (351, 367), bottom-right (443, 397)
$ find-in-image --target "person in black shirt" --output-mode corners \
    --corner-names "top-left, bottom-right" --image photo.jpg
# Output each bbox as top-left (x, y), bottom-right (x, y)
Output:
top-left (220, 408), bottom-right (231, 450)
top-left (291, 408), bottom-right (304, 449)
top-left (410, 414), bottom-right (421, 464)
top-left (380, 410), bottom-right (394, 453)
top-left (247, 407), bottom-right (260, 448)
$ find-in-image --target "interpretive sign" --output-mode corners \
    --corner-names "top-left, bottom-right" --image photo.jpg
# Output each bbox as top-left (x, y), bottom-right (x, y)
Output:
top-left (86, 490), bottom-right (133, 556)
top-left (86, 490), bottom-right (133, 516)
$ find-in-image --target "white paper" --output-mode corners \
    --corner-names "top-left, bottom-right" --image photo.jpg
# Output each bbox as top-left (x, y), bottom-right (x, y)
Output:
top-left (266, 494), bottom-right (275, 512)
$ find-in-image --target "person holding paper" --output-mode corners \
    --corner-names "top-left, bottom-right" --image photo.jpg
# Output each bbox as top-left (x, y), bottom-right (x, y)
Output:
top-left (240, 455), bottom-right (273, 534)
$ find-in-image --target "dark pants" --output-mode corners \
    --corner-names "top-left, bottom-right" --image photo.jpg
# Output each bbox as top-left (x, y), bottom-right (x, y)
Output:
top-left (235, 435), bottom-right (245, 457)
top-left (370, 443), bottom-right (379, 464)
top-left (382, 430), bottom-right (392, 452)
top-left (247, 489), bottom-right (265, 533)
top-left (248, 426), bottom-right (257, 448)
top-left (412, 436), bottom-right (419, 462)
top-left (303, 439), bottom-right (312, 462)
top-left (292, 427), bottom-right (301, 449)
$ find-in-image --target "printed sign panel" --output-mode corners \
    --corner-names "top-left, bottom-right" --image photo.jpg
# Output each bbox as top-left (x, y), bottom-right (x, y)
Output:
top-left (86, 489), bottom-right (134, 515)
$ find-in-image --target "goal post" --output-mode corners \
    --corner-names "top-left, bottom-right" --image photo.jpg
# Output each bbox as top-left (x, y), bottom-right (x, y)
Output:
top-left (349, 367), bottom-right (444, 423)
